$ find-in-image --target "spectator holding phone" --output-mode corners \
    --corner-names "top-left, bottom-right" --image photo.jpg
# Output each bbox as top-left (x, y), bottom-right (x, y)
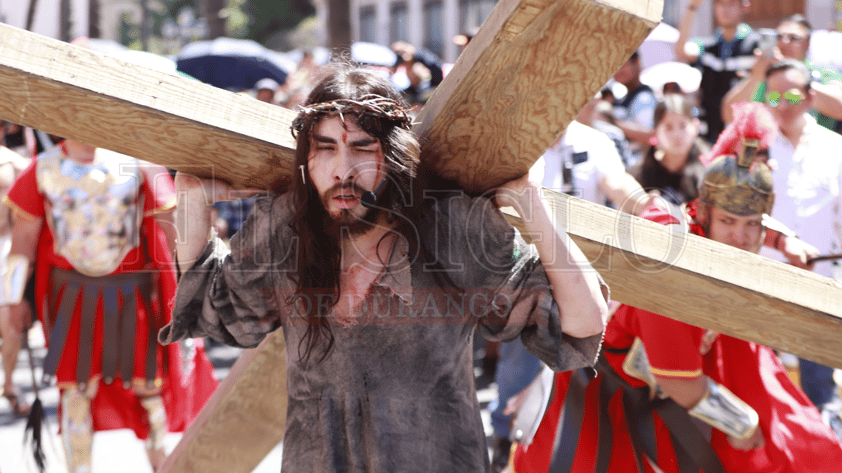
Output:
top-left (675, 0), bottom-right (759, 143)
top-left (722, 14), bottom-right (842, 130)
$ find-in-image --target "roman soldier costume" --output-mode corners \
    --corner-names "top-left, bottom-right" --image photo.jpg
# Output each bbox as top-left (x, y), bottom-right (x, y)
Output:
top-left (512, 105), bottom-right (842, 473)
top-left (6, 143), bottom-right (217, 471)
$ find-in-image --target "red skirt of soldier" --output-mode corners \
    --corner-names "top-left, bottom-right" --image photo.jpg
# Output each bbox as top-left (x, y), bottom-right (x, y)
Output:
top-left (43, 268), bottom-right (163, 389)
top-left (512, 307), bottom-right (842, 473)
top-left (36, 215), bottom-right (218, 438)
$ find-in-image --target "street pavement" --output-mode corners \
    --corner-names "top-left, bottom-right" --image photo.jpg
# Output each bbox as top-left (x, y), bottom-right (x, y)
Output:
top-left (0, 326), bottom-right (498, 472)
top-left (0, 326), bottom-right (278, 473)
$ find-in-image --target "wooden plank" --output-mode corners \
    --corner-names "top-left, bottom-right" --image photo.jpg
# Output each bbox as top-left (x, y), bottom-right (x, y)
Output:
top-left (0, 23), bottom-right (298, 191)
top-left (503, 190), bottom-right (842, 369)
top-left (5, 5), bottom-right (841, 469)
top-left (0, 0), bottom-right (660, 194)
top-left (160, 331), bottom-right (287, 472)
top-left (415, 0), bottom-right (660, 192)
top-left (0, 3), bottom-right (660, 470)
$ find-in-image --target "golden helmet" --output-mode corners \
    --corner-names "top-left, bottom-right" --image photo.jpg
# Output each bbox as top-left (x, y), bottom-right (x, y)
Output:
top-left (698, 139), bottom-right (774, 217)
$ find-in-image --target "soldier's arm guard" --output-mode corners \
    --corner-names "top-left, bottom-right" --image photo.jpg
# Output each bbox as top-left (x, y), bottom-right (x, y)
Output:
top-left (1, 254), bottom-right (28, 305)
top-left (622, 337), bottom-right (661, 399)
top-left (688, 377), bottom-right (759, 439)
top-left (762, 214), bottom-right (797, 238)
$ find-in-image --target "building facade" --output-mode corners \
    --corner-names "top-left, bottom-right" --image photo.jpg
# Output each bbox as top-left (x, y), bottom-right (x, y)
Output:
top-left (0, 1), bottom-right (839, 62)
top-left (0, 0), bottom-right (138, 42)
top-left (350, 0), bottom-right (840, 64)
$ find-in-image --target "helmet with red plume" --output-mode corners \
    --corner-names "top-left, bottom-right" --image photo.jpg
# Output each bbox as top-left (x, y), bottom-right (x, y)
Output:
top-left (701, 102), bottom-right (777, 166)
top-left (697, 102), bottom-right (776, 225)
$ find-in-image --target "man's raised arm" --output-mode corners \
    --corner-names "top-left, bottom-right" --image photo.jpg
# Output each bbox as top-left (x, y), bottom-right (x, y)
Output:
top-left (674, 0), bottom-right (706, 64)
top-left (173, 173), bottom-right (261, 273)
top-left (496, 166), bottom-right (608, 338)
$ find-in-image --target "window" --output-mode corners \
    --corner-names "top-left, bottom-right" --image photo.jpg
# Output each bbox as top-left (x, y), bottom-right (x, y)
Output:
top-left (662, 0), bottom-right (679, 27)
top-left (459, 0), bottom-right (496, 36)
top-left (743, 0), bottom-right (804, 29)
top-left (391, 3), bottom-right (408, 44)
top-left (359, 7), bottom-right (376, 43)
top-left (423, 1), bottom-right (444, 57)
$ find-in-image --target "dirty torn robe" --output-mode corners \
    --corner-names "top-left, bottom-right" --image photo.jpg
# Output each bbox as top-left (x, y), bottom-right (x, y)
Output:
top-left (160, 191), bottom-right (604, 472)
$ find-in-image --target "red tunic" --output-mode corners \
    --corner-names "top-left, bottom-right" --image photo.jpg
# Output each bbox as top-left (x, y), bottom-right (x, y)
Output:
top-left (7, 151), bottom-right (217, 438)
top-left (513, 202), bottom-right (842, 472)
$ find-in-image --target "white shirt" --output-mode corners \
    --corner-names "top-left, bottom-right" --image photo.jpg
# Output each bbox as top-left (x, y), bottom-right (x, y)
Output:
top-left (762, 115), bottom-right (842, 278)
top-left (540, 121), bottom-right (626, 206)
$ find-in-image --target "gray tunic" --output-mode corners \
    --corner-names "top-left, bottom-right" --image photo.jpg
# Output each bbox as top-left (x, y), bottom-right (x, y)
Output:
top-left (160, 192), bottom-right (604, 472)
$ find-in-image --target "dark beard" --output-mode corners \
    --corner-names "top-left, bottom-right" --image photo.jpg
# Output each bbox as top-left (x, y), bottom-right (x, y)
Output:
top-left (320, 182), bottom-right (384, 236)
top-left (324, 206), bottom-right (383, 236)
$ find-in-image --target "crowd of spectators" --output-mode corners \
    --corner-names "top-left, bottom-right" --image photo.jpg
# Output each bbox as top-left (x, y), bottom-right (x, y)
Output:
top-left (148, 6), bottom-right (842, 471)
top-left (487, 3), bottom-right (842, 470)
top-left (2, 7), bottom-right (842, 471)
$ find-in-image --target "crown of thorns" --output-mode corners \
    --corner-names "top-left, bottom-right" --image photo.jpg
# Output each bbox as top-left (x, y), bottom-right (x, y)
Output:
top-left (290, 95), bottom-right (412, 139)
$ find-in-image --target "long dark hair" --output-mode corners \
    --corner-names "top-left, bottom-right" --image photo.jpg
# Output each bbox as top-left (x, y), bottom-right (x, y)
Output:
top-left (632, 93), bottom-right (709, 205)
top-left (288, 64), bottom-right (424, 363)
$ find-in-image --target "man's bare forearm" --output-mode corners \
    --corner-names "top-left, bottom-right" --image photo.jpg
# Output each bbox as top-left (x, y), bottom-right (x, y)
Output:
top-left (174, 172), bottom-right (214, 272)
top-left (722, 76), bottom-right (761, 124)
top-left (517, 186), bottom-right (607, 338)
top-left (811, 81), bottom-right (842, 121)
top-left (675, 0), bottom-right (704, 63)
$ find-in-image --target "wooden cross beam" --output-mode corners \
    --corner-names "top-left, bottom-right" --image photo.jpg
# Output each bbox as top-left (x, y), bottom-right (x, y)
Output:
top-left (4, 1), bottom-right (841, 469)
top-left (0, 0), bottom-right (659, 193)
top-left (161, 333), bottom-right (288, 472)
top-left (415, 0), bottom-right (661, 191)
top-left (506, 191), bottom-right (842, 368)
top-left (0, 22), bottom-right (299, 191)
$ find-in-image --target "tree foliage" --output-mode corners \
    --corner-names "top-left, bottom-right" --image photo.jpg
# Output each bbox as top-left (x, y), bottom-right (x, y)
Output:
top-left (245, 0), bottom-right (316, 44)
top-left (118, 0), bottom-right (315, 50)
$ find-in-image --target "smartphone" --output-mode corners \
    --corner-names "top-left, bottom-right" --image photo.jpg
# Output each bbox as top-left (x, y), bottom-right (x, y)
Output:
top-left (757, 28), bottom-right (777, 57)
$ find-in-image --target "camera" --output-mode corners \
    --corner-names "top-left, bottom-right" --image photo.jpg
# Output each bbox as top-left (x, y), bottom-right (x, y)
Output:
top-left (757, 28), bottom-right (778, 57)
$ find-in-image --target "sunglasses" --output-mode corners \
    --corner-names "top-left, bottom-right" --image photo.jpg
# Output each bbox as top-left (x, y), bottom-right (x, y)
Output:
top-left (765, 88), bottom-right (806, 107)
top-left (777, 33), bottom-right (807, 43)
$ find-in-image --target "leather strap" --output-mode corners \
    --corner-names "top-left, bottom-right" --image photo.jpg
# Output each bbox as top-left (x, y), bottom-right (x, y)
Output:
top-left (118, 276), bottom-right (155, 387)
top-left (654, 400), bottom-right (726, 473)
top-left (101, 285), bottom-right (120, 383)
top-left (599, 357), bottom-right (726, 473)
top-left (548, 369), bottom-right (589, 472)
top-left (547, 355), bottom-right (726, 473)
top-left (139, 280), bottom-right (157, 385)
top-left (119, 282), bottom-right (138, 388)
top-left (74, 284), bottom-right (99, 384)
top-left (594, 376), bottom-right (616, 473)
top-left (41, 280), bottom-right (79, 382)
top-left (44, 268), bottom-right (156, 388)
top-left (620, 387), bottom-right (652, 472)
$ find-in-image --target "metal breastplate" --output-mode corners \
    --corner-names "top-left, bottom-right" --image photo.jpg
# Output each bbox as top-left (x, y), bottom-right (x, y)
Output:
top-left (37, 147), bottom-right (144, 277)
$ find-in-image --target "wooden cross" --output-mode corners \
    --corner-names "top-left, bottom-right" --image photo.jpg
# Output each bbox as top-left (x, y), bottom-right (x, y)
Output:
top-left (1, 0), bottom-right (840, 470)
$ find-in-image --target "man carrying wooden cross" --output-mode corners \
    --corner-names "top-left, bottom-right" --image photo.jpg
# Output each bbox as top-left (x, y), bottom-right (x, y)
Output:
top-left (159, 63), bottom-right (608, 471)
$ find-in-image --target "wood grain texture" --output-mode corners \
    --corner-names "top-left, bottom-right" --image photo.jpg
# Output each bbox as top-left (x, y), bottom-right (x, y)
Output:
top-left (415, 0), bottom-right (660, 192)
top-left (504, 190), bottom-right (842, 369)
top-left (160, 331), bottom-right (288, 473)
top-left (0, 0), bottom-right (660, 195)
top-left (164, 190), bottom-right (842, 473)
top-left (0, 23), bottom-right (297, 191)
top-left (0, 2), bottom-right (654, 469)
